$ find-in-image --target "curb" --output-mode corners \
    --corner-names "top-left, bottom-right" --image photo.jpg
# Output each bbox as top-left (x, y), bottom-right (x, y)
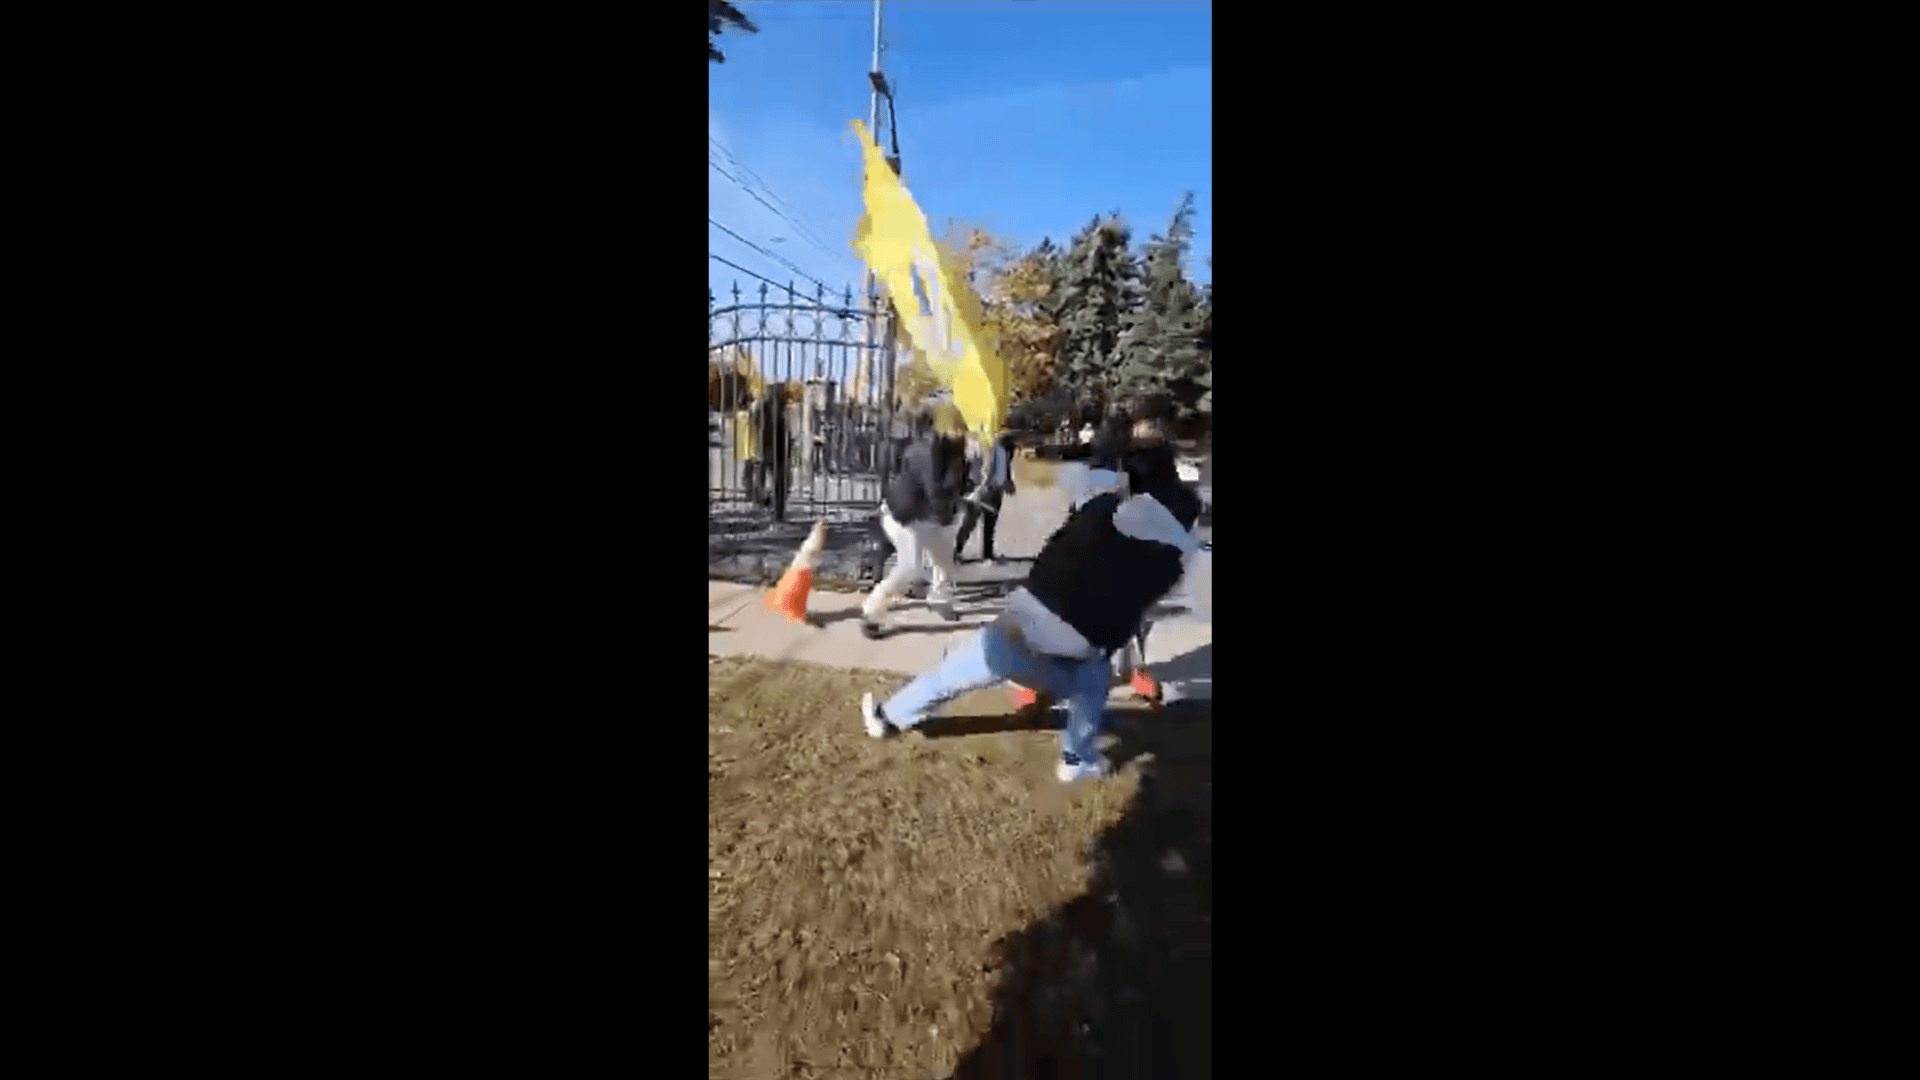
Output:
top-left (708, 547), bottom-right (879, 594)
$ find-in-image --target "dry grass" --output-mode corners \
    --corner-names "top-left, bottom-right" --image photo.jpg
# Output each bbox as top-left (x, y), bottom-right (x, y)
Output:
top-left (709, 655), bottom-right (1191, 1079)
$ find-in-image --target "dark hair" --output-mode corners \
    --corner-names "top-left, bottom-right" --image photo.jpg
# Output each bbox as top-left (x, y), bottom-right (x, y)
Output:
top-left (1124, 442), bottom-right (1178, 492)
top-left (1089, 426), bottom-right (1130, 471)
top-left (1129, 392), bottom-right (1174, 423)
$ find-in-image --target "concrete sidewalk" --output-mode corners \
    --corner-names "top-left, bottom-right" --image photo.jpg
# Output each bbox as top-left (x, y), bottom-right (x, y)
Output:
top-left (708, 578), bottom-right (1212, 701)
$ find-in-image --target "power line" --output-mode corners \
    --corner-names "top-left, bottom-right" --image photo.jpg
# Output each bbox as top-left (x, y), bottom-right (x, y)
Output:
top-left (710, 253), bottom-right (802, 298)
top-left (708, 254), bottom-right (864, 315)
top-left (706, 136), bottom-right (847, 268)
top-left (707, 157), bottom-right (848, 283)
top-left (709, 217), bottom-right (835, 294)
top-left (706, 152), bottom-right (828, 259)
top-left (707, 138), bottom-right (844, 264)
top-left (709, 219), bottom-right (830, 294)
top-left (707, 138), bottom-right (807, 227)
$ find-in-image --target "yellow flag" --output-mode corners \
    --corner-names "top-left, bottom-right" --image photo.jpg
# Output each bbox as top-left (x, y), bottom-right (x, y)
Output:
top-left (850, 120), bottom-right (1007, 439)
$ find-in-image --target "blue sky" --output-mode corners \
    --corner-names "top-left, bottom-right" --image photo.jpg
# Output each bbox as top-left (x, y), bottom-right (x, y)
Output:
top-left (709, 0), bottom-right (1211, 318)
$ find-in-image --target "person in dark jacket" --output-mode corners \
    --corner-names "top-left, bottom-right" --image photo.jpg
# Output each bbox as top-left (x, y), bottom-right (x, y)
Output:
top-left (954, 430), bottom-right (1017, 562)
top-left (859, 434), bottom-right (1206, 783)
top-left (751, 387), bottom-right (790, 513)
top-left (859, 405), bottom-right (970, 637)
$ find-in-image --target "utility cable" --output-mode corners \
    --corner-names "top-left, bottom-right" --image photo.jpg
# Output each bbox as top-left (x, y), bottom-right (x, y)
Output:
top-left (708, 139), bottom-right (845, 265)
top-left (709, 217), bottom-right (834, 295)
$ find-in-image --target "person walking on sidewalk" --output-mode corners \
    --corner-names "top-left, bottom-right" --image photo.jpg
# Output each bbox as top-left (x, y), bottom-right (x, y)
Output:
top-left (859, 435), bottom-right (1206, 783)
top-left (955, 429), bottom-right (1017, 563)
top-left (860, 405), bottom-right (970, 639)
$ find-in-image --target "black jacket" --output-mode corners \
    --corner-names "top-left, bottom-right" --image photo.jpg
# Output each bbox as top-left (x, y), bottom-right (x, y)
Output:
top-left (1087, 426), bottom-right (1129, 474)
top-left (884, 436), bottom-right (967, 527)
top-left (1023, 471), bottom-right (1201, 652)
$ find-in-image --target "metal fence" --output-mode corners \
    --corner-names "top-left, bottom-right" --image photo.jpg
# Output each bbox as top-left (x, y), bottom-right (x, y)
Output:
top-left (709, 279), bottom-right (907, 537)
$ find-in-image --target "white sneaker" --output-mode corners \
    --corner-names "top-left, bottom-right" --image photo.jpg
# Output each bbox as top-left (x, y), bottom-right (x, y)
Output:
top-left (1056, 756), bottom-right (1108, 783)
top-left (861, 693), bottom-right (897, 739)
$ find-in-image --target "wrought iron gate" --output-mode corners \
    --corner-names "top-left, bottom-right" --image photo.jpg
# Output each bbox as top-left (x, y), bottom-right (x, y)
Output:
top-left (709, 279), bottom-right (902, 537)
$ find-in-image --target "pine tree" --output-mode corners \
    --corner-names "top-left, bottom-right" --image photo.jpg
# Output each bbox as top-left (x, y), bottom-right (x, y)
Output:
top-left (1188, 279), bottom-right (1211, 419)
top-left (1051, 213), bottom-right (1141, 405)
top-left (1111, 193), bottom-right (1210, 420)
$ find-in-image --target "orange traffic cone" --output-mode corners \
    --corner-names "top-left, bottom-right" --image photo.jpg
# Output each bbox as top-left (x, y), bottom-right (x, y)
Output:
top-left (1128, 668), bottom-right (1161, 701)
top-left (765, 519), bottom-right (826, 625)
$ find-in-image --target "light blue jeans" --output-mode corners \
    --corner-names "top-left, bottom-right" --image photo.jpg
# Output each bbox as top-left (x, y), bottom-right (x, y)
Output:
top-left (881, 613), bottom-right (1113, 765)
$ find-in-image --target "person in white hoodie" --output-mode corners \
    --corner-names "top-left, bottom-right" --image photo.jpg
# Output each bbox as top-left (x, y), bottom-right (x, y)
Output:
top-left (860, 437), bottom-right (1207, 783)
top-left (859, 406), bottom-right (970, 638)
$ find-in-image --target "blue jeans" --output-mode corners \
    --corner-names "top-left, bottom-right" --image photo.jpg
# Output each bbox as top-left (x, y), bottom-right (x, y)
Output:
top-left (882, 614), bottom-right (1113, 765)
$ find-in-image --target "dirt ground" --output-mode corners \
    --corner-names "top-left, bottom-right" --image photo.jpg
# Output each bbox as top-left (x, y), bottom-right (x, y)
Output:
top-left (709, 655), bottom-right (1212, 1080)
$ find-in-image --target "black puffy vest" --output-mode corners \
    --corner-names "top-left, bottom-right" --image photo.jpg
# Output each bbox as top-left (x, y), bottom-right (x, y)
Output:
top-left (1023, 484), bottom-right (1201, 652)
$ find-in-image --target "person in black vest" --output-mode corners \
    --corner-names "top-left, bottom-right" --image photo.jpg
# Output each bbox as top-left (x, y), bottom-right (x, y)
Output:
top-left (859, 405), bottom-right (970, 638)
top-left (954, 429), bottom-right (1017, 563)
top-left (860, 434), bottom-right (1206, 783)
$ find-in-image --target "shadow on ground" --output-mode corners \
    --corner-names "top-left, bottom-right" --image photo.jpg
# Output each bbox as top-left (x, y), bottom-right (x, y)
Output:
top-left (951, 698), bottom-right (1213, 1079)
top-left (953, 579), bottom-right (1025, 604)
top-left (909, 641), bottom-right (1212, 740)
top-left (914, 702), bottom-right (1066, 739)
top-left (903, 641), bottom-right (1214, 1078)
top-left (803, 608), bottom-right (992, 635)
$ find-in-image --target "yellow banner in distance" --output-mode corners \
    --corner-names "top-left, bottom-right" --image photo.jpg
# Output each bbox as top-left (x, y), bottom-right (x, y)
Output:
top-left (850, 119), bottom-right (1007, 439)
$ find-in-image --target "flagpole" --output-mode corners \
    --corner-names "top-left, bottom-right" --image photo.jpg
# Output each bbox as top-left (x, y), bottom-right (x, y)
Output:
top-left (863, 0), bottom-right (903, 484)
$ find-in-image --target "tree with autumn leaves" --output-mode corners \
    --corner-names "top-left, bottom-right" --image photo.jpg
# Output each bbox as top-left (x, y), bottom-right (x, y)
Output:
top-left (889, 223), bottom-right (1063, 417)
top-left (707, 346), bottom-right (802, 410)
top-left (889, 199), bottom-right (1211, 429)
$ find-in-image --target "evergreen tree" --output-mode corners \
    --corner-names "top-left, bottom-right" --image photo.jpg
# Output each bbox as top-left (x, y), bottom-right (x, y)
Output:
top-left (1111, 193), bottom-right (1210, 420)
top-left (1189, 277), bottom-right (1211, 418)
top-left (1051, 213), bottom-right (1141, 405)
top-left (1112, 193), bottom-right (1193, 405)
top-left (710, 1), bottom-right (758, 64)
